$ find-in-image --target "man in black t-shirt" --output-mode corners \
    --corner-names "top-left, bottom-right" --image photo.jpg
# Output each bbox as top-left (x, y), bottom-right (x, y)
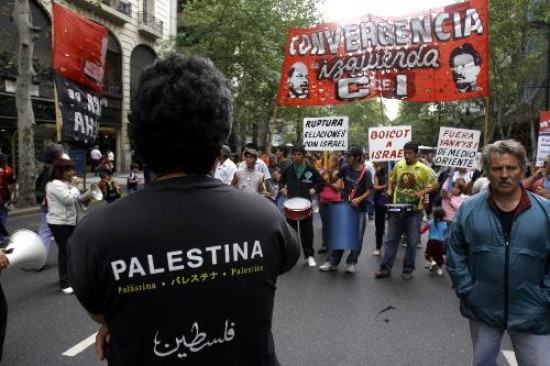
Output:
top-left (279, 145), bottom-right (324, 267)
top-left (68, 54), bottom-right (299, 366)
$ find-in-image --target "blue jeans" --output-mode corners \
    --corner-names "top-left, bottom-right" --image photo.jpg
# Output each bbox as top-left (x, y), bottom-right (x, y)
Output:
top-left (469, 319), bottom-right (550, 366)
top-left (38, 206), bottom-right (54, 256)
top-left (380, 210), bottom-right (422, 273)
top-left (328, 212), bottom-right (366, 265)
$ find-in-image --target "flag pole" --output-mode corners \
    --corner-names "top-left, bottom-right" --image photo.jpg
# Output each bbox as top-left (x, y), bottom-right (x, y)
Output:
top-left (483, 95), bottom-right (490, 146)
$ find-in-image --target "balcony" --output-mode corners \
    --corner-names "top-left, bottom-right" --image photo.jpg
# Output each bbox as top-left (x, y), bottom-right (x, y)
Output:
top-left (137, 11), bottom-right (164, 38)
top-left (68, 0), bottom-right (132, 25)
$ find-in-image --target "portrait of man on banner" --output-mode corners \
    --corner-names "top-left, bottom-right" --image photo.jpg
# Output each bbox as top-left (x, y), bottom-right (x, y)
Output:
top-left (450, 43), bottom-right (483, 93)
top-left (287, 62), bottom-right (309, 99)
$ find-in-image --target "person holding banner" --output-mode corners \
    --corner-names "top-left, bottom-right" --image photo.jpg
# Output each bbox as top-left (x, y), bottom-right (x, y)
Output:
top-left (279, 144), bottom-right (324, 266)
top-left (317, 153), bottom-right (343, 255)
top-left (525, 156), bottom-right (550, 199)
top-left (375, 141), bottom-right (438, 280)
top-left (447, 139), bottom-right (550, 366)
top-left (319, 146), bottom-right (372, 274)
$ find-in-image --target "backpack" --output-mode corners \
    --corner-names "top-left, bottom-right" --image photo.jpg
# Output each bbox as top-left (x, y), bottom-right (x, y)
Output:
top-left (104, 180), bottom-right (121, 201)
top-left (35, 167), bottom-right (49, 205)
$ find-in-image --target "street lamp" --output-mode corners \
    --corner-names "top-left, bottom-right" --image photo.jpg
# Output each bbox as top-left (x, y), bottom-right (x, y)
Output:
top-left (529, 20), bottom-right (550, 111)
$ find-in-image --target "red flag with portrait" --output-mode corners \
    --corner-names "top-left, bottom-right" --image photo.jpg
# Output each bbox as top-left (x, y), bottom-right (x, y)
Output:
top-left (276, 0), bottom-right (489, 106)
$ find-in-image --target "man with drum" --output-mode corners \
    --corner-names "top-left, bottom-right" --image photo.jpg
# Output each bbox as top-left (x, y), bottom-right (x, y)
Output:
top-left (375, 141), bottom-right (438, 280)
top-left (319, 145), bottom-right (373, 274)
top-left (279, 144), bottom-right (324, 267)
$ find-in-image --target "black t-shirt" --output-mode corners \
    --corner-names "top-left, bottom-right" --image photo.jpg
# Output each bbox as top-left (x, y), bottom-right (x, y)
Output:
top-left (338, 165), bottom-right (374, 212)
top-left (68, 176), bottom-right (299, 366)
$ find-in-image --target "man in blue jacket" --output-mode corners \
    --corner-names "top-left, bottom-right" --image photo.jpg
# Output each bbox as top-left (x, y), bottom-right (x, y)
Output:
top-left (447, 139), bottom-right (550, 366)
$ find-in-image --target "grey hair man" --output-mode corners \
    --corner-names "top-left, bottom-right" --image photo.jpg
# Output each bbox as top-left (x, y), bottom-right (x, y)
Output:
top-left (447, 139), bottom-right (550, 366)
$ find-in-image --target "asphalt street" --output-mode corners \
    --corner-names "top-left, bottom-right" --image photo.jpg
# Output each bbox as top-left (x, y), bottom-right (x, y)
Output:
top-left (1, 208), bottom-right (517, 366)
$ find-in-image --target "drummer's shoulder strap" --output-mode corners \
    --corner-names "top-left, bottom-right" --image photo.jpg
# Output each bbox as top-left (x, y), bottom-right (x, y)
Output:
top-left (349, 168), bottom-right (366, 200)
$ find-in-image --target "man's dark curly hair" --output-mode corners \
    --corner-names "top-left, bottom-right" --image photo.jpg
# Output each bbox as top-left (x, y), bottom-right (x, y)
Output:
top-left (130, 53), bottom-right (233, 175)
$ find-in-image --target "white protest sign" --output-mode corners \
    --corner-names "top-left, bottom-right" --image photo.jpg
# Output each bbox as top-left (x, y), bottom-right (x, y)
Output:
top-left (536, 135), bottom-right (550, 167)
top-left (434, 127), bottom-right (481, 168)
top-left (303, 116), bottom-right (348, 151)
top-left (368, 125), bottom-right (411, 162)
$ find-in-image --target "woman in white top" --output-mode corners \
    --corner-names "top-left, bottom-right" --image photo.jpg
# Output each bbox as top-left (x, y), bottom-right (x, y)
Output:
top-left (46, 158), bottom-right (80, 295)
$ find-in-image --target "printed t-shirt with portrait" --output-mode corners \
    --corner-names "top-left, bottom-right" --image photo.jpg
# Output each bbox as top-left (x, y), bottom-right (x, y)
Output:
top-left (67, 176), bottom-right (299, 366)
top-left (390, 160), bottom-right (436, 210)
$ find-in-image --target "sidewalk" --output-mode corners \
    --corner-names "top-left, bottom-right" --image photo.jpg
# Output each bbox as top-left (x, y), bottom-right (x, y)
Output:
top-left (8, 171), bottom-right (144, 218)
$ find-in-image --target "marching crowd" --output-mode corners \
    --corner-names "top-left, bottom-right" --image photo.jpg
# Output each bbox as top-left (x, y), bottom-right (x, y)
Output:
top-left (0, 53), bottom-right (549, 365)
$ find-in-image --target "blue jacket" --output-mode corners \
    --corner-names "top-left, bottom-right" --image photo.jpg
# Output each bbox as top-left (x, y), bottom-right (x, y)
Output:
top-left (447, 189), bottom-right (550, 334)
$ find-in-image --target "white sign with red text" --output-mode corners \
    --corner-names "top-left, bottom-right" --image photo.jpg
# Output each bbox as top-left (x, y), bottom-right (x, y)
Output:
top-left (368, 126), bottom-right (412, 162)
top-left (434, 127), bottom-right (481, 168)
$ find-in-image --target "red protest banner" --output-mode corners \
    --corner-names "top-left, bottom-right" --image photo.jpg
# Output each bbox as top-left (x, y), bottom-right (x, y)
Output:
top-left (276, 0), bottom-right (489, 106)
top-left (52, 3), bottom-right (108, 95)
top-left (540, 111), bottom-right (550, 135)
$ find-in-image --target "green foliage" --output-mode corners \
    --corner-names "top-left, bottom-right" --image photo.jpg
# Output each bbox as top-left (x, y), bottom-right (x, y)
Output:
top-left (176, 0), bottom-right (322, 146)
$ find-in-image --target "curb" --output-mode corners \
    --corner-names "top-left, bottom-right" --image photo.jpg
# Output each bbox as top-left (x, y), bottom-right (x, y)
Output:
top-left (7, 172), bottom-right (144, 219)
top-left (8, 206), bottom-right (41, 218)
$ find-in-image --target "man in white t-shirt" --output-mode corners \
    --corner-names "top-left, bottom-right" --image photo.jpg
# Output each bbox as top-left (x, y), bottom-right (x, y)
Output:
top-left (90, 145), bottom-right (102, 175)
top-left (215, 145), bottom-right (237, 185)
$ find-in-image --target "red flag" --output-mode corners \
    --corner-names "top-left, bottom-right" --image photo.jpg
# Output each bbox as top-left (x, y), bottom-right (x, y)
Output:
top-left (53, 3), bottom-right (108, 95)
top-left (276, 0), bottom-right (489, 106)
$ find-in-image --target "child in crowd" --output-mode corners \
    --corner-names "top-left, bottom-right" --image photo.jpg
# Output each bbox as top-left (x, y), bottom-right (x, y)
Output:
top-left (127, 163), bottom-right (140, 195)
top-left (420, 207), bottom-right (448, 275)
top-left (441, 177), bottom-right (466, 223)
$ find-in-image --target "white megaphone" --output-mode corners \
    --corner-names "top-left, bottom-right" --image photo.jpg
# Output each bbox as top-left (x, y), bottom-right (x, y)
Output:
top-left (3, 229), bottom-right (46, 271)
top-left (79, 183), bottom-right (103, 204)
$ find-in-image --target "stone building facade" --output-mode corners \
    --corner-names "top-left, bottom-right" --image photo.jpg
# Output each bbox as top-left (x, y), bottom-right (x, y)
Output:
top-left (0, 0), bottom-right (178, 172)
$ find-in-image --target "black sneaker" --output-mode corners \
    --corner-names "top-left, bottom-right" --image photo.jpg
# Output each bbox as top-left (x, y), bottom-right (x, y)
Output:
top-left (317, 247), bottom-right (328, 254)
top-left (375, 267), bottom-right (390, 279)
top-left (402, 272), bottom-right (413, 280)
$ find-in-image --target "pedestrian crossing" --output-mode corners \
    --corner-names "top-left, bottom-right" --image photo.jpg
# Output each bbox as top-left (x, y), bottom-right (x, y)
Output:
top-left (502, 350), bottom-right (518, 366)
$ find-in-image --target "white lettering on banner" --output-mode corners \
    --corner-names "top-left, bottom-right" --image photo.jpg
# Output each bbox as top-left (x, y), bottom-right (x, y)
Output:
top-left (110, 240), bottom-right (264, 281)
top-left (319, 44), bottom-right (440, 82)
top-left (154, 320), bottom-right (236, 359)
top-left (288, 8), bottom-right (483, 57)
